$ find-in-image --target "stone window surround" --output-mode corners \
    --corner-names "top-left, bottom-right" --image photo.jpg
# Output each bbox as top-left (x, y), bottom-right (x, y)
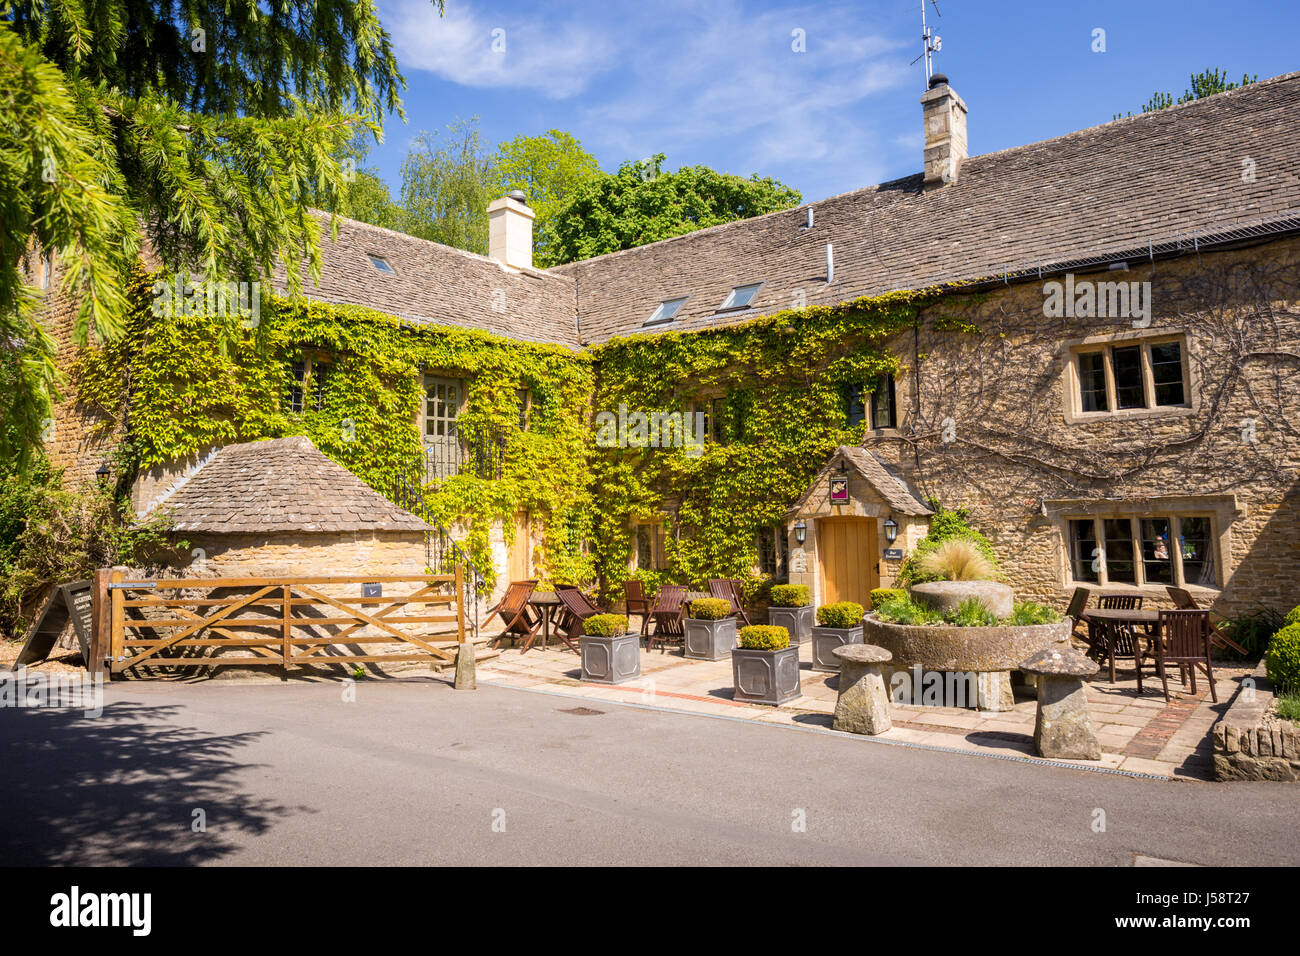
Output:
top-left (1045, 493), bottom-right (1240, 596)
top-left (1061, 328), bottom-right (1199, 425)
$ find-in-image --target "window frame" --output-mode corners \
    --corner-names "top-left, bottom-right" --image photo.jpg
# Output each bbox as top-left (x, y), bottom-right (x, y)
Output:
top-left (633, 522), bottom-right (667, 571)
top-left (1063, 512), bottom-right (1219, 590)
top-left (1066, 332), bottom-right (1193, 422)
top-left (368, 254), bottom-right (396, 275)
top-left (285, 353), bottom-right (331, 413)
top-left (644, 295), bottom-right (689, 327)
top-left (716, 282), bottom-right (764, 314)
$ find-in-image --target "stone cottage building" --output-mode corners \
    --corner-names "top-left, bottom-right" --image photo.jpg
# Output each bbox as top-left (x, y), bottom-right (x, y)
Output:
top-left (36, 71), bottom-right (1300, 616)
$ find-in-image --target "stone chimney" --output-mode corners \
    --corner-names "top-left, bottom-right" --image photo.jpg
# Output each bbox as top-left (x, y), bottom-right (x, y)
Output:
top-left (487, 189), bottom-right (535, 269)
top-left (921, 73), bottom-right (968, 189)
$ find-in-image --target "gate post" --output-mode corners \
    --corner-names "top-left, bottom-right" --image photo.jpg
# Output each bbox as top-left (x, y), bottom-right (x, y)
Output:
top-left (108, 566), bottom-right (125, 675)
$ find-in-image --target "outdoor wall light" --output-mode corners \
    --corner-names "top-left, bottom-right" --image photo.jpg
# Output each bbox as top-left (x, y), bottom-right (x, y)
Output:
top-left (883, 517), bottom-right (899, 543)
top-left (95, 462), bottom-right (111, 484)
top-left (793, 519), bottom-right (807, 545)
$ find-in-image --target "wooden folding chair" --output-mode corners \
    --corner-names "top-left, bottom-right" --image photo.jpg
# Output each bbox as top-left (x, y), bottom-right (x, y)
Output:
top-left (625, 579), bottom-right (652, 637)
top-left (1098, 593), bottom-right (1142, 610)
top-left (1064, 586), bottom-right (1089, 644)
top-left (707, 579), bottom-right (752, 626)
top-left (1166, 586), bottom-right (1246, 656)
top-left (555, 587), bottom-right (607, 653)
top-left (486, 580), bottom-right (539, 651)
top-left (1143, 609), bottom-right (1218, 703)
top-left (648, 584), bottom-right (687, 652)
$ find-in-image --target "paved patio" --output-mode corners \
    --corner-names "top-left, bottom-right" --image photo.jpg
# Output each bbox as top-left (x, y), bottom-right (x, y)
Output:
top-left (478, 635), bottom-right (1251, 780)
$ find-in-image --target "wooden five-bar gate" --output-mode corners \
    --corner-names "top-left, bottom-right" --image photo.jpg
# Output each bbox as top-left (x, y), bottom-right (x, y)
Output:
top-left (94, 569), bottom-right (467, 677)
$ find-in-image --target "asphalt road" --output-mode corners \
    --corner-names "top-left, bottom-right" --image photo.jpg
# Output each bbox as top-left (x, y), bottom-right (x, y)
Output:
top-left (1, 676), bottom-right (1297, 866)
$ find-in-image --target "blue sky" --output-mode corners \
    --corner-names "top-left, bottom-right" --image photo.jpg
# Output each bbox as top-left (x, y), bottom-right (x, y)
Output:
top-left (369, 0), bottom-right (1298, 204)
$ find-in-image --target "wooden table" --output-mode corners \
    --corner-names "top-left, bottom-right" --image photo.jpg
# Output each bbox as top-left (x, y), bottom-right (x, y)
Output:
top-left (526, 591), bottom-right (564, 652)
top-left (1080, 608), bottom-right (1159, 682)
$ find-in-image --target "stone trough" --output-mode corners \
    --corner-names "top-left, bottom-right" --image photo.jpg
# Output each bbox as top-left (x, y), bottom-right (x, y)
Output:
top-left (862, 614), bottom-right (1071, 712)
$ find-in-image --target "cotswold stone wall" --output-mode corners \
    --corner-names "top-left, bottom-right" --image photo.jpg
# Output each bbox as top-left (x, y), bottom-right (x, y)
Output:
top-left (38, 270), bottom-right (123, 486)
top-left (869, 237), bottom-right (1300, 616)
top-left (167, 531), bottom-right (429, 578)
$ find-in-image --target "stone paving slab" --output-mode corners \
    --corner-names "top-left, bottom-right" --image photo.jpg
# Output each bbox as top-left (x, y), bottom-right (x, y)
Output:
top-left (478, 638), bottom-right (1252, 781)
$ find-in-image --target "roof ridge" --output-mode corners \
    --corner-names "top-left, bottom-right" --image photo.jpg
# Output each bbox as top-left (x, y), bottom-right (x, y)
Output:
top-left (550, 70), bottom-right (1300, 273)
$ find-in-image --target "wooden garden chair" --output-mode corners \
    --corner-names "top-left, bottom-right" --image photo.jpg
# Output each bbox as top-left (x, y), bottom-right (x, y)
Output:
top-left (486, 580), bottom-right (539, 651)
top-left (1098, 593), bottom-right (1143, 610)
top-left (1143, 609), bottom-right (1218, 703)
top-left (625, 579), bottom-right (652, 637)
top-left (555, 586), bottom-right (607, 653)
top-left (1064, 586), bottom-right (1090, 645)
top-left (1166, 586), bottom-right (1247, 655)
top-left (647, 584), bottom-right (687, 652)
top-left (1093, 615), bottom-right (1143, 684)
top-left (707, 579), bottom-right (752, 626)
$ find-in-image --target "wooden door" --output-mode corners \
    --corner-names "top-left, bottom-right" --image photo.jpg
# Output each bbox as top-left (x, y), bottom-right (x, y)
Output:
top-left (508, 513), bottom-right (531, 582)
top-left (817, 517), bottom-right (879, 607)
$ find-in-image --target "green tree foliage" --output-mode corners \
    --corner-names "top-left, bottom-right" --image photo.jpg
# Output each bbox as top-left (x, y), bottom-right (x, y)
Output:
top-left (549, 153), bottom-right (801, 264)
top-left (0, 0), bottom-right (431, 473)
top-left (495, 131), bottom-right (602, 267)
top-left (333, 132), bottom-right (405, 231)
top-left (400, 118), bottom-right (498, 255)
top-left (1118, 68), bottom-right (1257, 118)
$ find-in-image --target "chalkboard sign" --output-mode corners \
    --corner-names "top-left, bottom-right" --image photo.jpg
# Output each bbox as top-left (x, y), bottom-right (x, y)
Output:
top-left (14, 580), bottom-right (93, 668)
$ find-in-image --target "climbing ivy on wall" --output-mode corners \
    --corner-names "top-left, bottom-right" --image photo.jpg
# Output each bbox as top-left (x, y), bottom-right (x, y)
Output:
top-left (76, 265), bottom-right (596, 588)
top-left (587, 290), bottom-right (941, 598)
top-left (73, 264), bottom-right (977, 598)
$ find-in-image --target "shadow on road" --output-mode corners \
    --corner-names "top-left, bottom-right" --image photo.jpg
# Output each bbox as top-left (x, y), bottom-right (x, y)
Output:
top-left (0, 700), bottom-right (302, 865)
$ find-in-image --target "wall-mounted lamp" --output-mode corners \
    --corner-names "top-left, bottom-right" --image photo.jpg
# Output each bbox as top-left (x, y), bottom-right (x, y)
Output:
top-left (883, 517), bottom-right (899, 543)
top-left (793, 519), bottom-right (807, 545)
top-left (95, 462), bottom-right (111, 484)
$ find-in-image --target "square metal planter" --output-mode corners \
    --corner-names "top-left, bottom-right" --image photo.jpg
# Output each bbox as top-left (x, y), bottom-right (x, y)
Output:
top-left (580, 633), bottom-right (642, 684)
top-left (731, 645), bottom-right (802, 705)
top-left (683, 616), bottom-right (737, 661)
top-left (766, 605), bottom-right (814, 644)
top-left (810, 625), bottom-right (864, 672)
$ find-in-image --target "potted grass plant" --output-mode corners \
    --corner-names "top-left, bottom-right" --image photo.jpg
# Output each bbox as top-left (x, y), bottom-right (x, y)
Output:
top-left (731, 625), bottom-right (801, 705)
top-left (766, 584), bottom-right (814, 644)
top-left (579, 613), bottom-right (641, 685)
top-left (810, 601), bottom-right (865, 672)
top-left (683, 597), bottom-right (737, 661)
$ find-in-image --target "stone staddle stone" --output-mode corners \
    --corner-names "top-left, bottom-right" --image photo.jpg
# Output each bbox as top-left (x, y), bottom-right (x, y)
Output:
top-left (1020, 646), bottom-right (1100, 760)
top-left (453, 641), bottom-right (477, 690)
top-left (832, 644), bottom-right (893, 736)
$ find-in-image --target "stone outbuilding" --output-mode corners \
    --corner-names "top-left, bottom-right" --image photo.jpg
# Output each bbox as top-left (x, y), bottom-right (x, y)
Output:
top-left (141, 436), bottom-right (430, 577)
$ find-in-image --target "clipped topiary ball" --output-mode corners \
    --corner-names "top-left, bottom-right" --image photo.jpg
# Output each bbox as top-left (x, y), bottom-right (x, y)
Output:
top-left (1265, 622), bottom-right (1300, 692)
top-left (688, 597), bottom-right (732, 620)
top-left (582, 613), bottom-right (629, 637)
top-left (739, 624), bottom-right (790, 650)
top-left (769, 584), bottom-right (810, 607)
top-left (817, 601), bottom-right (864, 629)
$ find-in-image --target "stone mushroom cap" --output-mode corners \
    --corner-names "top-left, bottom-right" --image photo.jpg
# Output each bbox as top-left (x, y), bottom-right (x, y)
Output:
top-left (833, 644), bottom-right (893, 665)
top-left (1019, 645), bottom-right (1099, 678)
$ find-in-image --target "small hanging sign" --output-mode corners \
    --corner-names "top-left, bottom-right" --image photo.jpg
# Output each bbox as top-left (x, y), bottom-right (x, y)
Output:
top-left (829, 477), bottom-right (849, 504)
top-left (363, 583), bottom-right (383, 598)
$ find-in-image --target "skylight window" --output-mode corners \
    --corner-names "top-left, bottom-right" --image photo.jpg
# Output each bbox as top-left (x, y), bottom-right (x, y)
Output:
top-left (645, 296), bottom-right (688, 326)
top-left (719, 282), bottom-right (762, 311)
top-left (368, 255), bottom-right (395, 274)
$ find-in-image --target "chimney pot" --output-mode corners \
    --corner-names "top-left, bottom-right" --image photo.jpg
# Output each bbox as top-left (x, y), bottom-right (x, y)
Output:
top-left (921, 77), bottom-right (968, 189)
top-left (487, 192), bottom-right (536, 269)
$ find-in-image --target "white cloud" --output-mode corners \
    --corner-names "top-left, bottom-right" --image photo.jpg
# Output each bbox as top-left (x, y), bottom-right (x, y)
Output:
top-left (383, 0), bottom-right (917, 196)
top-left (383, 0), bottom-right (619, 98)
